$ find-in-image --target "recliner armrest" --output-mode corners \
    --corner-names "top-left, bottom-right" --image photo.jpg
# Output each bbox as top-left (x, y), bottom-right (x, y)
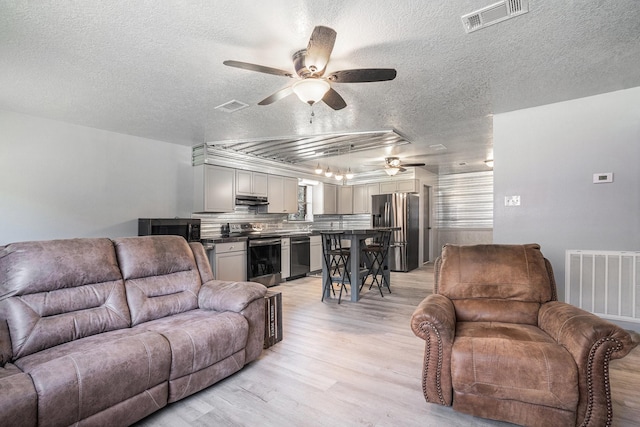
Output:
top-left (0, 320), bottom-right (11, 367)
top-left (198, 280), bottom-right (267, 313)
top-left (539, 301), bottom-right (639, 427)
top-left (411, 294), bottom-right (456, 406)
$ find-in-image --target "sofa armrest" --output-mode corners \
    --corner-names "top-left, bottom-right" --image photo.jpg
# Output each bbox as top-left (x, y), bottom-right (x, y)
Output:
top-left (198, 280), bottom-right (267, 313)
top-left (539, 301), bottom-right (639, 427)
top-left (1, 320), bottom-right (12, 367)
top-left (410, 293), bottom-right (456, 406)
top-left (0, 363), bottom-right (38, 427)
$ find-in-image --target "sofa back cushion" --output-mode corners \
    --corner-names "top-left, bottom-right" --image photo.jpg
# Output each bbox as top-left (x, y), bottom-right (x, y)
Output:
top-left (113, 236), bottom-right (201, 326)
top-left (437, 244), bottom-right (554, 325)
top-left (0, 238), bottom-right (130, 359)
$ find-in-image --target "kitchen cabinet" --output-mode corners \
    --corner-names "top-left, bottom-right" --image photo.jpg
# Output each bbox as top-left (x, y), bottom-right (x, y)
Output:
top-left (312, 182), bottom-right (337, 215)
top-left (267, 175), bottom-right (299, 214)
top-left (281, 238), bottom-right (290, 279)
top-left (379, 179), bottom-right (419, 194)
top-left (309, 235), bottom-right (322, 272)
top-left (236, 170), bottom-right (268, 197)
top-left (352, 183), bottom-right (380, 214)
top-left (193, 164), bottom-right (235, 212)
top-left (337, 185), bottom-right (353, 214)
top-left (213, 241), bottom-right (247, 282)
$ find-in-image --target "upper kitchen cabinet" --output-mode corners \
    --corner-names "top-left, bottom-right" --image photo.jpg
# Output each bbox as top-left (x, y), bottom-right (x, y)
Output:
top-left (312, 182), bottom-right (337, 215)
top-left (353, 183), bottom-right (380, 214)
top-left (337, 185), bottom-right (353, 215)
top-left (379, 179), bottom-right (419, 194)
top-left (268, 175), bottom-right (298, 214)
top-left (193, 164), bottom-right (235, 212)
top-left (236, 170), bottom-right (268, 197)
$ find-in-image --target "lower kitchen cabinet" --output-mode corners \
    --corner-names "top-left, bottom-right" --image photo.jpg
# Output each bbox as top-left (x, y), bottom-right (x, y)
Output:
top-left (281, 237), bottom-right (290, 280)
top-left (309, 235), bottom-right (322, 272)
top-left (214, 241), bottom-right (247, 282)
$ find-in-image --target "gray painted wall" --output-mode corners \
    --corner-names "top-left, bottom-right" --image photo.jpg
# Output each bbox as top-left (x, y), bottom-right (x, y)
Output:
top-left (0, 111), bottom-right (193, 244)
top-left (493, 87), bottom-right (640, 313)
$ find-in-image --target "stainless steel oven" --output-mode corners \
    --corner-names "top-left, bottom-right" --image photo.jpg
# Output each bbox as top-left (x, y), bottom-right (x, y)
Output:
top-left (247, 237), bottom-right (281, 287)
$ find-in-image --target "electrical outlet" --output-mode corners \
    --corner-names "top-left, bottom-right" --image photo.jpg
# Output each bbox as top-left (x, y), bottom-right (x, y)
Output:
top-left (505, 195), bottom-right (520, 206)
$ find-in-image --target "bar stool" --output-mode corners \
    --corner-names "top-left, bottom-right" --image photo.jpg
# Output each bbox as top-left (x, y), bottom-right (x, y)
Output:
top-left (361, 229), bottom-right (392, 296)
top-left (320, 231), bottom-right (351, 303)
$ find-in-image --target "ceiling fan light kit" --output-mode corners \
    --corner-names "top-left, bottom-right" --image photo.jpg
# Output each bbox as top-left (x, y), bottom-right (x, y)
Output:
top-left (385, 167), bottom-right (400, 176)
top-left (292, 78), bottom-right (330, 105)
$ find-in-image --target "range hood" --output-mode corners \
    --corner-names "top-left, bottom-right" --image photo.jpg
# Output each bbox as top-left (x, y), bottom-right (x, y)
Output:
top-left (235, 195), bottom-right (269, 206)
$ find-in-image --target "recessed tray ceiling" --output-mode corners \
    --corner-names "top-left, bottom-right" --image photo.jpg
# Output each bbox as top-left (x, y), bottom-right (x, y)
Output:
top-left (197, 129), bottom-right (409, 165)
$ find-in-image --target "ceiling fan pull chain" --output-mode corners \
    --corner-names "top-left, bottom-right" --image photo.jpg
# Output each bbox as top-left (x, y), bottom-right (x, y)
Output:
top-left (309, 105), bottom-right (315, 124)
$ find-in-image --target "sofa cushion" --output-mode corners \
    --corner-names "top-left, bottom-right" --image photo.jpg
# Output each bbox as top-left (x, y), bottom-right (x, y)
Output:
top-left (438, 244), bottom-right (553, 324)
top-left (0, 238), bottom-right (130, 359)
top-left (451, 322), bottom-right (579, 411)
top-left (14, 327), bottom-right (171, 427)
top-left (114, 236), bottom-right (202, 325)
top-left (137, 309), bottom-right (249, 402)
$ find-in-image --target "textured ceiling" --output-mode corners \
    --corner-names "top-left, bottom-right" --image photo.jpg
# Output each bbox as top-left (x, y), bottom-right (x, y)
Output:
top-left (1, 1), bottom-right (639, 175)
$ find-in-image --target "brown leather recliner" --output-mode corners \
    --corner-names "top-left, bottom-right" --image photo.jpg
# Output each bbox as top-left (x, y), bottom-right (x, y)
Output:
top-left (411, 244), bottom-right (639, 427)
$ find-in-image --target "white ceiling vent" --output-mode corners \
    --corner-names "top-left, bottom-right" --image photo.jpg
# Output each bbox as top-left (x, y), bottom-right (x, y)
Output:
top-left (462, 0), bottom-right (529, 33)
top-left (215, 99), bottom-right (249, 113)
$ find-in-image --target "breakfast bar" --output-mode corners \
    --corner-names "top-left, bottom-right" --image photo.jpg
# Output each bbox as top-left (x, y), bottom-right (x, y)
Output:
top-left (321, 228), bottom-right (394, 302)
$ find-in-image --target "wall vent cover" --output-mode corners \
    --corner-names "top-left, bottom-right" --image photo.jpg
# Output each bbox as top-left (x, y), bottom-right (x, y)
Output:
top-left (462, 0), bottom-right (529, 33)
top-left (215, 99), bottom-right (249, 113)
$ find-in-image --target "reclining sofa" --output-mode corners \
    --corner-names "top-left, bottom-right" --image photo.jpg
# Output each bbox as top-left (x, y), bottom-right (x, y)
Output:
top-left (0, 235), bottom-right (267, 427)
top-left (411, 243), bottom-right (638, 427)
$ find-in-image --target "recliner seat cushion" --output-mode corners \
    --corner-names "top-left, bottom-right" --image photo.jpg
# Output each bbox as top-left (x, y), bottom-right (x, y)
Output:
top-left (13, 328), bottom-right (171, 427)
top-left (136, 308), bottom-right (249, 402)
top-left (452, 321), bottom-right (579, 411)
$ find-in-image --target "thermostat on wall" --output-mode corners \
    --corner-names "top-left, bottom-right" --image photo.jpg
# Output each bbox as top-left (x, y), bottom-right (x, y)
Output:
top-left (593, 172), bottom-right (613, 184)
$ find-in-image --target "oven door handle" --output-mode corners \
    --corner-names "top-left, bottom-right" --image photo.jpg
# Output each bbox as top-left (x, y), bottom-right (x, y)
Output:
top-left (249, 238), bottom-right (281, 247)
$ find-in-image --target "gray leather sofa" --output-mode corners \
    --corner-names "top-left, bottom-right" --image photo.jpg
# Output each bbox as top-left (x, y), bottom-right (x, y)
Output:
top-left (0, 235), bottom-right (267, 426)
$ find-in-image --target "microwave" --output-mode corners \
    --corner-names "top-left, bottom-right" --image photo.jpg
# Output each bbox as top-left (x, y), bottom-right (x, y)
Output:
top-left (138, 218), bottom-right (201, 242)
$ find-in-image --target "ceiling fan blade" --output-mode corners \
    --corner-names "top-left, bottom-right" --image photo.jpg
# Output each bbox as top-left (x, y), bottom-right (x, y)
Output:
top-left (328, 68), bottom-right (397, 83)
top-left (305, 26), bottom-right (336, 76)
top-left (401, 162), bottom-right (426, 167)
top-left (223, 60), bottom-right (294, 78)
top-left (322, 87), bottom-right (347, 110)
top-left (258, 86), bottom-right (293, 105)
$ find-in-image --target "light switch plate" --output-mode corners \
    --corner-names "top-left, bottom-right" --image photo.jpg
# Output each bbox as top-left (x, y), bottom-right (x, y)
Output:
top-left (593, 172), bottom-right (613, 183)
top-left (505, 195), bottom-right (520, 206)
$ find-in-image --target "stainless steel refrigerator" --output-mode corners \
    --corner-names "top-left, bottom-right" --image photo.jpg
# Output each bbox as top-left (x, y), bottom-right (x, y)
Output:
top-left (371, 193), bottom-right (419, 272)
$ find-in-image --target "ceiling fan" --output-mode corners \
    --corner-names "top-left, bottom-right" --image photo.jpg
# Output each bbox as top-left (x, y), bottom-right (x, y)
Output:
top-left (223, 26), bottom-right (397, 110)
top-left (383, 157), bottom-right (425, 176)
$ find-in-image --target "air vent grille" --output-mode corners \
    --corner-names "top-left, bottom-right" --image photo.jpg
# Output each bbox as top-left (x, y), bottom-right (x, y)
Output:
top-left (215, 99), bottom-right (249, 113)
top-left (462, 0), bottom-right (529, 33)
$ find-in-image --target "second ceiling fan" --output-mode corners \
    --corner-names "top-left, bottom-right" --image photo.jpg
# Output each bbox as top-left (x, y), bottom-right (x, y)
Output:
top-left (223, 26), bottom-right (397, 110)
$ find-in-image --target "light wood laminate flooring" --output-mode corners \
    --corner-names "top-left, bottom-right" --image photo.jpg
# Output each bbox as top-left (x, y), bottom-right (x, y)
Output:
top-left (136, 264), bottom-right (640, 427)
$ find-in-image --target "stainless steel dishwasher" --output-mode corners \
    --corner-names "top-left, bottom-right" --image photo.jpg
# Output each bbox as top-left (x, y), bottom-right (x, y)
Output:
top-left (289, 235), bottom-right (310, 280)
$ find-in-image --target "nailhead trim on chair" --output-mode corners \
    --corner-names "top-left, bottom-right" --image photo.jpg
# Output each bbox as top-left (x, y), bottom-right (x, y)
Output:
top-left (420, 322), bottom-right (446, 406)
top-left (580, 337), bottom-right (622, 427)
